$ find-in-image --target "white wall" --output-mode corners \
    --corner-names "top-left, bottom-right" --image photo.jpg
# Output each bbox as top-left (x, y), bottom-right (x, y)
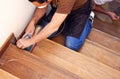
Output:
top-left (0, 0), bottom-right (35, 48)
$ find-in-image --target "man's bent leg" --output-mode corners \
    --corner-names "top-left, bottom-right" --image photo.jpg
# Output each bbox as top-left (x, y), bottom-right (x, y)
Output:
top-left (65, 19), bottom-right (92, 51)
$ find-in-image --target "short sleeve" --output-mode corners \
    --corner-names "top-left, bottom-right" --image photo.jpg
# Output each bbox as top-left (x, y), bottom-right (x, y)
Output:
top-left (56, 0), bottom-right (76, 14)
top-left (94, 0), bottom-right (113, 5)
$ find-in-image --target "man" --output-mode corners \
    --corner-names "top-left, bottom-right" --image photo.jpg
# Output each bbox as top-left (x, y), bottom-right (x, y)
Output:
top-left (94, 0), bottom-right (119, 20)
top-left (17, 0), bottom-right (94, 51)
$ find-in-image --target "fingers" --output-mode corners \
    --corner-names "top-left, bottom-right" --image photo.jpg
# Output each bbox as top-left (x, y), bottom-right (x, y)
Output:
top-left (113, 16), bottom-right (119, 20)
top-left (108, 12), bottom-right (120, 20)
top-left (16, 39), bottom-right (25, 49)
top-left (116, 16), bottom-right (120, 20)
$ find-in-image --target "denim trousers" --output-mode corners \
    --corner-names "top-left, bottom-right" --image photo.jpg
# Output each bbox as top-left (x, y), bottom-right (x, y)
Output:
top-left (65, 18), bottom-right (92, 51)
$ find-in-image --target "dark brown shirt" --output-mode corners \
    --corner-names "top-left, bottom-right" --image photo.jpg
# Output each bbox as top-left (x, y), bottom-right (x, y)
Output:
top-left (52, 0), bottom-right (87, 14)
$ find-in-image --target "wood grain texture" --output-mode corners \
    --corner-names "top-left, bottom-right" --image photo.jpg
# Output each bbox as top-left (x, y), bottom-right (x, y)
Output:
top-left (93, 18), bottom-right (120, 38)
top-left (32, 39), bottom-right (120, 79)
top-left (0, 69), bottom-right (19, 79)
top-left (51, 32), bottom-right (120, 70)
top-left (79, 39), bottom-right (120, 70)
top-left (88, 28), bottom-right (120, 54)
top-left (0, 44), bottom-right (81, 79)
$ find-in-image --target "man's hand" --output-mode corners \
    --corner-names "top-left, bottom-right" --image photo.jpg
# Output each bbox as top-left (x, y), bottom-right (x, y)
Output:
top-left (16, 38), bottom-right (35, 49)
top-left (107, 11), bottom-right (120, 20)
top-left (94, 4), bottom-right (120, 21)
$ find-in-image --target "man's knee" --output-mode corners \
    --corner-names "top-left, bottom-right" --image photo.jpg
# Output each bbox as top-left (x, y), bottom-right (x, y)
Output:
top-left (66, 43), bottom-right (81, 51)
top-left (65, 36), bottom-right (84, 51)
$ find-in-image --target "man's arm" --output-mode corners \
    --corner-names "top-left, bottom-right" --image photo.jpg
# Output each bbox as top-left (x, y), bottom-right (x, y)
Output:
top-left (31, 13), bottom-right (68, 43)
top-left (17, 12), bottom-right (68, 49)
top-left (94, 4), bottom-right (119, 20)
top-left (23, 7), bottom-right (48, 37)
top-left (94, 4), bottom-right (108, 15)
top-left (32, 7), bottom-right (48, 23)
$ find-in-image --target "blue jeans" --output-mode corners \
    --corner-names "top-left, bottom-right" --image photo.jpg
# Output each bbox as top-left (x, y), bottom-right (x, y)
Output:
top-left (65, 19), bottom-right (92, 51)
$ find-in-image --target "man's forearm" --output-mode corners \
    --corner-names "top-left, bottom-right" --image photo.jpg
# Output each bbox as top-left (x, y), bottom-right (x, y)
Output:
top-left (24, 7), bottom-right (48, 35)
top-left (31, 22), bottom-right (58, 43)
top-left (30, 13), bottom-right (68, 44)
top-left (31, 7), bottom-right (47, 24)
top-left (94, 5), bottom-right (109, 15)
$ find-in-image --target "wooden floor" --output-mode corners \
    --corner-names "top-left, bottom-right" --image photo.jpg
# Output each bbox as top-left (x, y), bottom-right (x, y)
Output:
top-left (51, 18), bottom-right (120, 71)
top-left (87, 28), bottom-right (120, 53)
top-left (0, 69), bottom-right (19, 79)
top-left (0, 44), bottom-right (80, 79)
top-left (93, 18), bottom-right (120, 38)
top-left (0, 42), bottom-right (120, 79)
top-left (32, 39), bottom-right (120, 79)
